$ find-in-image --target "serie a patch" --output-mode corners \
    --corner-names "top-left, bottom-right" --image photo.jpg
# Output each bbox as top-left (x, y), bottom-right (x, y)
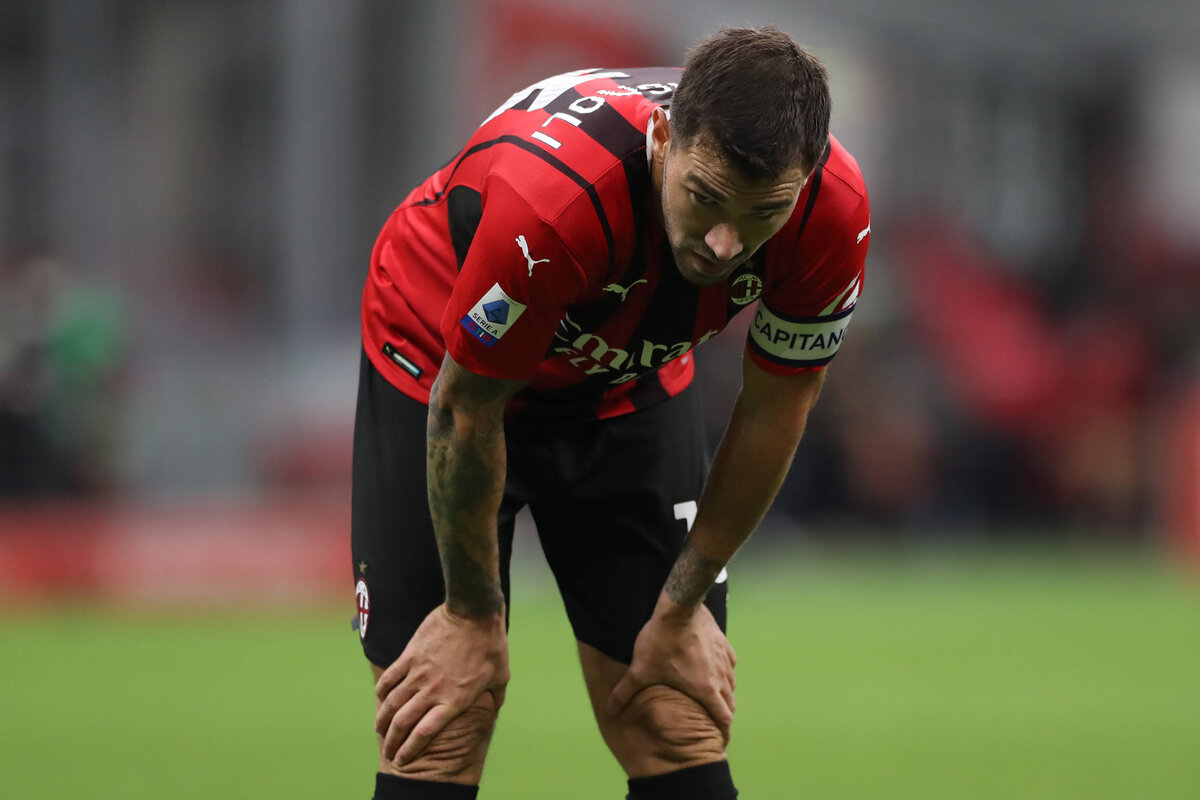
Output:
top-left (461, 283), bottom-right (527, 347)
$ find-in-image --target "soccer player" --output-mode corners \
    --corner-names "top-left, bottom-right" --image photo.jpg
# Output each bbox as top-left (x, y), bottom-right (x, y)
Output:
top-left (352, 26), bottom-right (870, 799)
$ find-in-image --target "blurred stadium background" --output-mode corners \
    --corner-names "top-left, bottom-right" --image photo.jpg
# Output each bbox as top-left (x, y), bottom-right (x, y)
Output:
top-left (1, 1), bottom-right (1198, 798)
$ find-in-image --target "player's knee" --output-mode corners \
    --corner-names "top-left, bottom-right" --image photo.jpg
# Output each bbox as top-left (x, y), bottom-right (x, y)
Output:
top-left (618, 685), bottom-right (726, 767)
top-left (380, 693), bottom-right (498, 784)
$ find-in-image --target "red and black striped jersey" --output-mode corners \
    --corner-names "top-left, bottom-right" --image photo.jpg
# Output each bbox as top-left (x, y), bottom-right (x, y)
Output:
top-left (362, 67), bottom-right (870, 421)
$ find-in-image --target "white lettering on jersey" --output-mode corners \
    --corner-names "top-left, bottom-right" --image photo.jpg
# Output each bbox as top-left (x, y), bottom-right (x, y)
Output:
top-left (750, 304), bottom-right (854, 366)
top-left (531, 131), bottom-right (564, 149)
top-left (637, 82), bottom-right (674, 95)
top-left (530, 83), bottom-right (620, 149)
top-left (597, 82), bottom-right (679, 98)
top-left (483, 68), bottom-right (630, 125)
top-left (488, 70), bottom-right (640, 150)
top-left (597, 86), bottom-right (642, 97)
top-left (515, 235), bottom-right (549, 276)
top-left (601, 278), bottom-right (647, 302)
top-left (553, 329), bottom-right (718, 382)
top-left (569, 96), bottom-right (606, 114)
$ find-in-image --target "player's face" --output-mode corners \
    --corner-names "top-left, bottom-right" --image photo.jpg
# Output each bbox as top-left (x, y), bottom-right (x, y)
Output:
top-left (651, 111), bottom-right (809, 286)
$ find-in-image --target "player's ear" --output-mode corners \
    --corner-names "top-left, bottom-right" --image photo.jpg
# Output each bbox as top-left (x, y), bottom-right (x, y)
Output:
top-left (650, 107), bottom-right (671, 159)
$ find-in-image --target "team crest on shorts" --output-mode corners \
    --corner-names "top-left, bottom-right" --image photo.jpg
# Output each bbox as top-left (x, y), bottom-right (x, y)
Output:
top-left (730, 273), bottom-right (764, 306)
top-left (355, 579), bottom-right (371, 640)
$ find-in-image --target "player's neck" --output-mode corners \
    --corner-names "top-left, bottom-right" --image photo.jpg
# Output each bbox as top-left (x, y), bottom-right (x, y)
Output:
top-left (648, 151), bottom-right (666, 229)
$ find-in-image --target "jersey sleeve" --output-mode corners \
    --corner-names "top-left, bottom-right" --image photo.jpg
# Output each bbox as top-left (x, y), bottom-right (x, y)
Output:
top-left (440, 176), bottom-right (589, 381)
top-left (748, 191), bottom-right (870, 376)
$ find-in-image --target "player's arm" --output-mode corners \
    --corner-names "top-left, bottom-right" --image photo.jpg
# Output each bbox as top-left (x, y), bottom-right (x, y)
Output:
top-left (675, 354), bottom-right (825, 599)
top-left (610, 354), bottom-right (826, 739)
top-left (670, 179), bottom-right (867, 593)
top-left (426, 353), bottom-right (526, 616)
top-left (374, 352), bottom-right (526, 766)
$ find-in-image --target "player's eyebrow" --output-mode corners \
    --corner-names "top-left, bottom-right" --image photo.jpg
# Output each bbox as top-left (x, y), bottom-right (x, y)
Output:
top-left (686, 175), bottom-right (794, 212)
top-left (686, 176), bottom-right (727, 202)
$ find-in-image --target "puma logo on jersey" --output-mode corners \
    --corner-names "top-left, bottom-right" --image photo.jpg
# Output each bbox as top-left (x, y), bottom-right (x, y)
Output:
top-left (516, 235), bottom-right (550, 276)
top-left (857, 220), bottom-right (871, 244)
top-left (601, 278), bottom-right (647, 302)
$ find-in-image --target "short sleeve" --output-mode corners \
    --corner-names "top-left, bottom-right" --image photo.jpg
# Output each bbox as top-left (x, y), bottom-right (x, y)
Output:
top-left (440, 177), bottom-right (588, 381)
top-left (748, 192), bottom-right (870, 376)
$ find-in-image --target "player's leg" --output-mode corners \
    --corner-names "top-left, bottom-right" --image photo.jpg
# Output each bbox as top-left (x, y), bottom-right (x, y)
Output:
top-left (575, 636), bottom-right (731, 768)
top-left (351, 348), bottom-right (521, 796)
top-left (577, 642), bottom-right (737, 798)
top-left (367, 662), bottom-right (498, 786)
top-left (512, 387), bottom-right (738, 798)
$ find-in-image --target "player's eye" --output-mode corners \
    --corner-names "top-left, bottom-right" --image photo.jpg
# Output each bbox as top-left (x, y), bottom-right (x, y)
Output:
top-left (690, 191), bottom-right (718, 205)
top-left (752, 209), bottom-right (779, 220)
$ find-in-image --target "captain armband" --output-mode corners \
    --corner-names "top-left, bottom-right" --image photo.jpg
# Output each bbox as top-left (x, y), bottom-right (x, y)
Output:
top-left (747, 302), bottom-right (855, 368)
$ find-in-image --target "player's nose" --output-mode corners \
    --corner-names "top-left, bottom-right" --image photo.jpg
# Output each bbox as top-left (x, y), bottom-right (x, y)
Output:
top-left (704, 223), bottom-right (743, 262)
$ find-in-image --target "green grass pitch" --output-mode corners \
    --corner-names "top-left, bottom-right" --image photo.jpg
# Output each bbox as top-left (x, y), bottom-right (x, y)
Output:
top-left (2, 548), bottom-right (1198, 799)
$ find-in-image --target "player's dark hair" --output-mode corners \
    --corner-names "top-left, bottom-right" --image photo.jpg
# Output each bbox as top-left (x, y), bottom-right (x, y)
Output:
top-left (672, 26), bottom-right (831, 179)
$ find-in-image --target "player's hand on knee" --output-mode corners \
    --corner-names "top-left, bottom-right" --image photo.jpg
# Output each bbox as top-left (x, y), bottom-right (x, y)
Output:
top-left (374, 603), bottom-right (509, 766)
top-left (607, 596), bottom-right (737, 743)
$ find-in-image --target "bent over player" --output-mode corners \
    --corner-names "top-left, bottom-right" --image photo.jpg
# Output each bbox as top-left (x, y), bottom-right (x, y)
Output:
top-left (352, 26), bottom-right (870, 799)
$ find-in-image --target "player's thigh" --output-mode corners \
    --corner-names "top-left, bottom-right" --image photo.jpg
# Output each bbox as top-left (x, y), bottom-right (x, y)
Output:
top-left (351, 349), bottom-right (445, 668)
top-left (515, 387), bottom-right (727, 665)
top-left (350, 348), bottom-right (520, 668)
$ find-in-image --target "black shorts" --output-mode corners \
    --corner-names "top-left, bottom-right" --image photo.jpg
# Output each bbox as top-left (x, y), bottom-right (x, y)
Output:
top-left (350, 349), bottom-right (727, 669)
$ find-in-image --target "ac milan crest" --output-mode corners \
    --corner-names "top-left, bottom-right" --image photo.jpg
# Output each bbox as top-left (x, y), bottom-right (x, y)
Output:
top-left (355, 579), bottom-right (370, 640)
top-left (730, 273), bottom-right (764, 306)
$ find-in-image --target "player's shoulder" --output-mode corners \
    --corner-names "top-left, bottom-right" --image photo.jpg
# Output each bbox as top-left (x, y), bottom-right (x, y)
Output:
top-left (773, 133), bottom-right (868, 246)
top-left (476, 67), bottom-right (679, 180)
top-left (466, 68), bottom-right (680, 272)
top-left (819, 134), bottom-right (868, 209)
top-left (811, 135), bottom-right (868, 220)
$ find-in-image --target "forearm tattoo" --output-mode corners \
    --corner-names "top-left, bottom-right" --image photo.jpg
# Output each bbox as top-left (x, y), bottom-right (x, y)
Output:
top-left (426, 379), bottom-right (507, 618)
top-left (664, 539), bottom-right (726, 608)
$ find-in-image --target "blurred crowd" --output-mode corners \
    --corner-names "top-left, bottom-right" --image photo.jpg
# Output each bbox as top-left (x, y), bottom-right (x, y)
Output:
top-left (701, 231), bottom-right (1200, 539)
top-left (2, 0), bottom-right (1197, 542)
top-left (0, 252), bottom-right (125, 497)
top-left (786, 215), bottom-right (1199, 537)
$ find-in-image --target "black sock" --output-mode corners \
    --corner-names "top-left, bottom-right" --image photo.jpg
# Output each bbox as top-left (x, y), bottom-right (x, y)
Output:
top-left (373, 772), bottom-right (479, 799)
top-left (626, 761), bottom-right (738, 800)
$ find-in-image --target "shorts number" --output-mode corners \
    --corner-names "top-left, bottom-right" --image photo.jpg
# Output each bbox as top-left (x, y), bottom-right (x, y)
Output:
top-left (672, 499), bottom-right (728, 584)
top-left (672, 500), bottom-right (698, 532)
